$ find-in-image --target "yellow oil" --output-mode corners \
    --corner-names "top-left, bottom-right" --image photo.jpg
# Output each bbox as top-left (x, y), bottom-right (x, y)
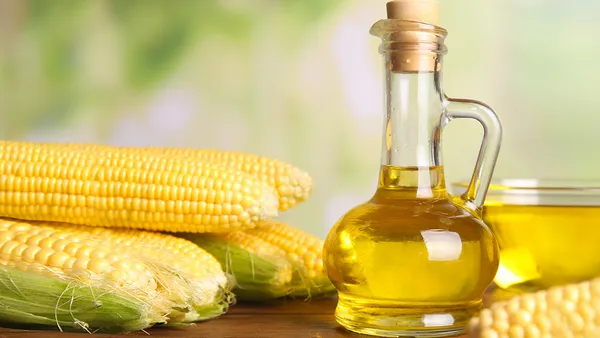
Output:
top-left (484, 203), bottom-right (600, 290)
top-left (323, 166), bottom-right (498, 337)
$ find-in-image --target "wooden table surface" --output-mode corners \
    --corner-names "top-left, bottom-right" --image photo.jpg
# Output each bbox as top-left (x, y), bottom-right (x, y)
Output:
top-left (0, 297), bottom-right (468, 338)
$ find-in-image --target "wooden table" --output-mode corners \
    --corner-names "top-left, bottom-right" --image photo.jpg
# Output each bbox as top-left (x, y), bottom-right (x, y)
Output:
top-left (0, 297), bottom-right (468, 338)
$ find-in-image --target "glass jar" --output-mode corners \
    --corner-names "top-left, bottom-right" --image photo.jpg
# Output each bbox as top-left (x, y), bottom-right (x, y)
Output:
top-left (453, 179), bottom-right (600, 290)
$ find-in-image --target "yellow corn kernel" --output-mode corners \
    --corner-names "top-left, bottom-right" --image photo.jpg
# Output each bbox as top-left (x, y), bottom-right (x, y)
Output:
top-left (468, 278), bottom-right (600, 337)
top-left (0, 239), bottom-right (19, 255)
top-left (34, 247), bottom-right (54, 265)
top-left (47, 251), bottom-right (70, 267)
top-left (0, 140), bottom-right (279, 233)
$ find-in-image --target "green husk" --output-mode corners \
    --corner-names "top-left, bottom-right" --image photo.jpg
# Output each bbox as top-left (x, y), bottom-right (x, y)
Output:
top-left (185, 235), bottom-right (293, 301)
top-left (167, 281), bottom-right (236, 324)
top-left (193, 287), bottom-right (236, 319)
top-left (288, 267), bottom-right (336, 299)
top-left (0, 266), bottom-right (164, 333)
top-left (128, 261), bottom-right (234, 325)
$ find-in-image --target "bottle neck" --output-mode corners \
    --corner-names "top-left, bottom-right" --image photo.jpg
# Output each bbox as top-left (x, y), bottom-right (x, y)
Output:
top-left (377, 60), bottom-right (447, 198)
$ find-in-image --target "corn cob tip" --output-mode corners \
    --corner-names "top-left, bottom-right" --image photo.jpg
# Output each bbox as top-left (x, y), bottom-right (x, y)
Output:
top-left (277, 168), bottom-right (313, 211)
top-left (175, 148), bottom-right (313, 212)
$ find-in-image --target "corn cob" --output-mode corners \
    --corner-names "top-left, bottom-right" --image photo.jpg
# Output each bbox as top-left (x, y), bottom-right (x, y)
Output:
top-left (0, 218), bottom-right (234, 324)
top-left (245, 221), bottom-right (335, 298)
top-left (0, 140), bottom-right (278, 233)
top-left (183, 221), bottom-right (335, 301)
top-left (184, 231), bottom-right (294, 301)
top-left (0, 220), bottom-right (169, 333)
top-left (468, 278), bottom-right (600, 338)
top-left (49, 142), bottom-right (312, 211)
top-left (52, 223), bottom-right (235, 322)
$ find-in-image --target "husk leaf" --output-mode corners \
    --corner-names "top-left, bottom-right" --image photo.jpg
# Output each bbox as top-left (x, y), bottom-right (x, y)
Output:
top-left (185, 235), bottom-right (293, 301)
top-left (0, 266), bottom-right (164, 333)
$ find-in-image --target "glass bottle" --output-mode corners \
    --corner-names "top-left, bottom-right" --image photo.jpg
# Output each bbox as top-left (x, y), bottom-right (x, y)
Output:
top-left (323, 1), bottom-right (503, 337)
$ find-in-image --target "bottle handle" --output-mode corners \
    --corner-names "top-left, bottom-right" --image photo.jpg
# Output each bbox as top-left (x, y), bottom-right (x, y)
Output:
top-left (444, 97), bottom-right (503, 213)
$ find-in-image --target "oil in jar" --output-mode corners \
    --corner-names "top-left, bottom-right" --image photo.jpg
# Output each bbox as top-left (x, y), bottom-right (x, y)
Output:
top-left (323, 165), bottom-right (498, 337)
top-left (484, 203), bottom-right (600, 290)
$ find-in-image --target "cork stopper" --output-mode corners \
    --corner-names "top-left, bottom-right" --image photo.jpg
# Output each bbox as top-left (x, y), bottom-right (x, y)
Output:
top-left (381, 0), bottom-right (443, 73)
top-left (386, 0), bottom-right (439, 25)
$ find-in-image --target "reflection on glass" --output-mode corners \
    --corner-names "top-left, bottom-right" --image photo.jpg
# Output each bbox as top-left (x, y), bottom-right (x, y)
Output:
top-left (421, 230), bottom-right (462, 262)
top-left (423, 313), bottom-right (455, 327)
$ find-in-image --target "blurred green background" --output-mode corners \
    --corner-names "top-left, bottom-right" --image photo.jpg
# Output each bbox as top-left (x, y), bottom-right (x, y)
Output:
top-left (1, 0), bottom-right (599, 238)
